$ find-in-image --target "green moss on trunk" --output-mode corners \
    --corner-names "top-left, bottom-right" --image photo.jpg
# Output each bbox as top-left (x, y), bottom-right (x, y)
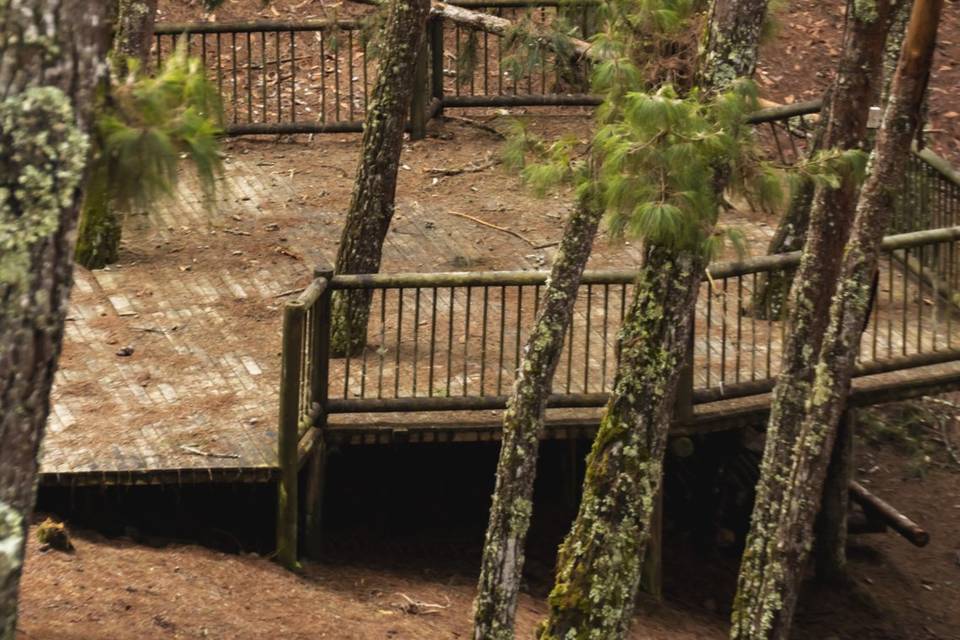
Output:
top-left (75, 154), bottom-right (120, 269)
top-left (537, 246), bottom-right (703, 640)
top-left (473, 189), bottom-right (603, 640)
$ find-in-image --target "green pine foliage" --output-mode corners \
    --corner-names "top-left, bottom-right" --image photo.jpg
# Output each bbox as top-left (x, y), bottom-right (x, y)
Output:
top-left (97, 42), bottom-right (223, 212)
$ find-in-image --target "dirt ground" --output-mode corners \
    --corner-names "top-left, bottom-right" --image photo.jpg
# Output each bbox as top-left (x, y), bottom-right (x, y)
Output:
top-left (16, 1), bottom-right (960, 639)
top-left (16, 431), bottom-right (960, 640)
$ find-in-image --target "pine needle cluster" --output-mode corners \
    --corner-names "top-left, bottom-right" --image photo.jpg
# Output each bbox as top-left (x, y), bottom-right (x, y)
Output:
top-left (97, 43), bottom-right (223, 212)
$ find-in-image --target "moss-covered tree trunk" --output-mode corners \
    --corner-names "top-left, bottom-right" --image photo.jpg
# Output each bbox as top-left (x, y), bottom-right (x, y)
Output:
top-left (74, 0), bottom-right (158, 270)
top-left (752, 0), bottom-right (902, 316)
top-left (0, 2), bottom-right (112, 636)
top-left (732, 3), bottom-right (900, 591)
top-left (534, 2), bottom-right (768, 638)
top-left (731, 1), bottom-right (941, 637)
top-left (538, 246), bottom-right (704, 640)
top-left (472, 186), bottom-right (603, 640)
top-left (330, 0), bottom-right (430, 355)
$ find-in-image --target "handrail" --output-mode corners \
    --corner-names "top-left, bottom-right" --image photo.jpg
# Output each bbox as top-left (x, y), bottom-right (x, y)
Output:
top-left (915, 147), bottom-right (960, 189)
top-left (329, 225), bottom-right (960, 290)
top-left (746, 99), bottom-right (822, 124)
top-left (154, 19), bottom-right (364, 34)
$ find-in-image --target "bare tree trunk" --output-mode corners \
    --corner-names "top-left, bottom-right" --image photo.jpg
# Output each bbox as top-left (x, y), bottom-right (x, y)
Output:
top-left (472, 186), bottom-right (604, 640)
top-left (0, 2), bottom-right (112, 636)
top-left (330, 0), bottom-right (430, 355)
top-left (731, 1), bottom-right (941, 637)
top-left (533, 2), bottom-right (767, 638)
top-left (74, 0), bottom-right (159, 270)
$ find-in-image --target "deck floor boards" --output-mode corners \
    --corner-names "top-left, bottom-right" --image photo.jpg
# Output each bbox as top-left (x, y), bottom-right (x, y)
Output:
top-left (40, 147), bottom-right (960, 485)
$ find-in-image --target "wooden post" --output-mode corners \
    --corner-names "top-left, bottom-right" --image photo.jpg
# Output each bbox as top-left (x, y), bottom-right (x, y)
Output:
top-left (304, 268), bottom-right (333, 559)
top-left (410, 36), bottom-right (428, 140)
top-left (429, 16), bottom-right (444, 116)
top-left (276, 299), bottom-right (305, 570)
top-left (815, 408), bottom-right (856, 582)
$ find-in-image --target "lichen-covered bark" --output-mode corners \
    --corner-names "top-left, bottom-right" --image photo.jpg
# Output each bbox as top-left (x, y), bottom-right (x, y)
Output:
top-left (110, 0), bottom-right (158, 77)
top-left (538, 246), bottom-right (704, 640)
top-left (731, 1), bottom-right (940, 637)
top-left (695, 0), bottom-right (769, 90)
top-left (754, 0), bottom-right (902, 317)
top-left (74, 151), bottom-right (120, 269)
top-left (330, 0), bottom-right (430, 356)
top-left (74, 0), bottom-right (158, 270)
top-left (473, 187), bottom-right (603, 640)
top-left (0, 2), bottom-right (112, 636)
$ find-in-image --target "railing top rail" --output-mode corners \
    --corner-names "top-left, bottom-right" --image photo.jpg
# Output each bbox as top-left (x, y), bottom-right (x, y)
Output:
top-left (915, 147), bottom-right (960, 189)
top-left (290, 278), bottom-right (328, 308)
top-left (326, 225), bottom-right (960, 289)
top-left (442, 0), bottom-right (601, 6)
top-left (746, 99), bottom-right (823, 124)
top-left (153, 19), bottom-right (364, 35)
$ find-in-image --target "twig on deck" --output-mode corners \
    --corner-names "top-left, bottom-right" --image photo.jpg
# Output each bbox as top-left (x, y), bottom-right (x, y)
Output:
top-left (448, 211), bottom-right (538, 247)
top-left (180, 444), bottom-right (241, 459)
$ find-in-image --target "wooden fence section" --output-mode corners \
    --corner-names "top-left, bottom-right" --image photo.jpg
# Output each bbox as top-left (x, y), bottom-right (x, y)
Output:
top-left (153, 2), bottom-right (602, 136)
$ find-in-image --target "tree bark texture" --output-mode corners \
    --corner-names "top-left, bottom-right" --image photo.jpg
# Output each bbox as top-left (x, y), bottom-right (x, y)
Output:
top-left (731, 1), bottom-right (940, 637)
top-left (472, 188), bottom-right (604, 640)
top-left (537, 247), bottom-right (704, 640)
top-left (74, 0), bottom-right (159, 270)
top-left (732, 6), bottom-right (900, 623)
top-left (532, 1), bottom-right (769, 636)
top-left (752, 0), bottom-right (902, 316)
top-left (695, 0), bottom-right (769, 90)
top-left (330, 0), bottom-right (430, 355)
top-left (0, 2), bottom-right (112, 637)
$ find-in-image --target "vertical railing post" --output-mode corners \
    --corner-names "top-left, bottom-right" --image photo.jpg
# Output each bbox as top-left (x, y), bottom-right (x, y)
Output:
top-left (429, 16), bottom-right (444, 118)
top-left (410, 35), bottom-right (429, 140)
top-left (304, 268), bottom-right (334, 559)
top-left (276, 299), bottom-right (305, 570)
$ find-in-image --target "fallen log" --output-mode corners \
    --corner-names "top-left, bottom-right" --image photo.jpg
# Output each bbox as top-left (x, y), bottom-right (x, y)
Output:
top-left (849, 480), bottom-right (930, 547)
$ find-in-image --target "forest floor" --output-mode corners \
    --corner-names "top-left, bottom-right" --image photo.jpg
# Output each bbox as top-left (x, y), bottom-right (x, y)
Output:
top-left (17, 435), bottom-right (960, 640)
top-left (16, 0), bottom-right (960, 639)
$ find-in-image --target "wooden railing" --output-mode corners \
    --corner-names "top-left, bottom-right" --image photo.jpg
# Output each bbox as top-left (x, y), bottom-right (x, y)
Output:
top-left (275, 224), bottom-right (960, 563)
top-left (153, 3), bottom-right (601, 136)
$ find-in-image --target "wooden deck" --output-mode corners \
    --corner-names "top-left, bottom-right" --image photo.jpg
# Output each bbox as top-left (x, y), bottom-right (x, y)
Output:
top-left (40, 143), bottom-right (960, 486)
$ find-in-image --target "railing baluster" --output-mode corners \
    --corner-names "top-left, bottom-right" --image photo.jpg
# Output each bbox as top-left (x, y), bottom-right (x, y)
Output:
top-left (447, 286), bottom-right (456, 397)
top-left (395, 287), bottom-right (404, 397)
top-left (413, 287), bottom-right (421, 396)
top-left (429, 286), bottom-right (438, 396)
top-left (480, 286), bottom-right (489, 395)
top-left (379, 289), bottom-right (387, 398)
top-left (464, 286), bottom-right (472, 395)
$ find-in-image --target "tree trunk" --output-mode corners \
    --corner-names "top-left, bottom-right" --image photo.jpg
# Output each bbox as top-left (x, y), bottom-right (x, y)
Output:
top-left (752, 0), bottom-right (902, 318)
top-left (731, 1), bottom-right (941, 637)
top-left (74, 0), bottom-right (159, 270)
top-left (472, 186), bottom-right (604, 640)
top-left (732, 4), bottom-right (900, 616)
top-left (538, 246), bottom-right (704, 640)
top-left (0, 2), bottom-right (112, 637)
top-left (330, 0), bottom-right (430, 356)
top-left (532, 4), bottom-right (768, 636)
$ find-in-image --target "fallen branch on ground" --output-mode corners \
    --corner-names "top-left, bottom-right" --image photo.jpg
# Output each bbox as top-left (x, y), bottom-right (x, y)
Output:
top-left (425, 154), bottom-right (500, 176)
